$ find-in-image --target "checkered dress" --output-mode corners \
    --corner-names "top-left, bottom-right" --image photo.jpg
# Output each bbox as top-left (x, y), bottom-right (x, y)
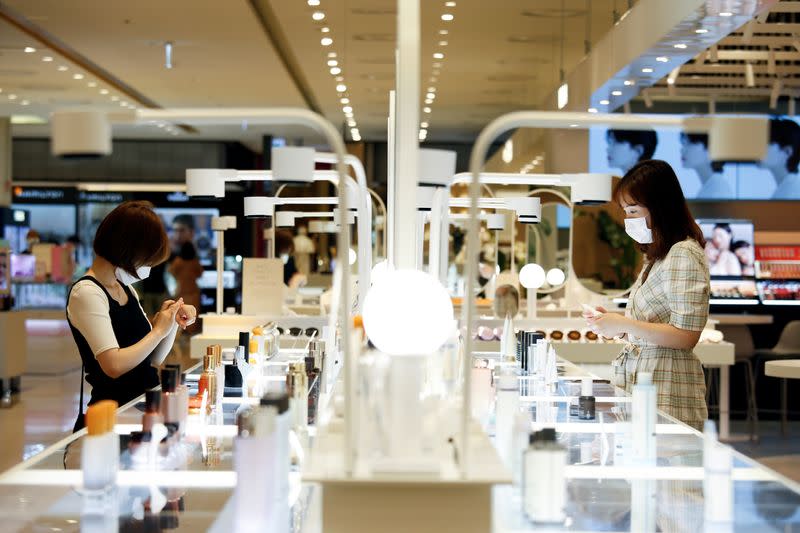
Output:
top-left (613, 239), bottom-right (710, 430)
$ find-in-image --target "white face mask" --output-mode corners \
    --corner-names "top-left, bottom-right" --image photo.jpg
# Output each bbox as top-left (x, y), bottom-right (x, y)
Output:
top-left (280, 254), bottom-right (290, 265)
top-left (115, 265), bottom-right (151, 286)
top-left (624, 217), bottom-right (653, 244)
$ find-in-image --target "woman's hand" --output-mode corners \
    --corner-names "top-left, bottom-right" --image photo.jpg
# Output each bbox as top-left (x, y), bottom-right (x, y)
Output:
top-left (153, 298), bottom-right (183, 338)
top-left (581, 305), bottom-right (607, 320)
top-left (176, 303), bottom-right (197, 330)
top-left (586, 312), bottom-right (629, 339)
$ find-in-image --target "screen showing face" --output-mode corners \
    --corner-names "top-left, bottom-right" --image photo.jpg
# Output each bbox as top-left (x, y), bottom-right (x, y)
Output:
top-left (155, 207), bottom-right (219, 267)
top-left (589, 117), bottom-right (800, 200)
top-left (697, 220), bottom-right (755, 279)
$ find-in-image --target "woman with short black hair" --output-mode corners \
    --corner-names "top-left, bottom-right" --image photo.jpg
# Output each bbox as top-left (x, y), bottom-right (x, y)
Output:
top-left (67, 201), bottom-right (196, 429)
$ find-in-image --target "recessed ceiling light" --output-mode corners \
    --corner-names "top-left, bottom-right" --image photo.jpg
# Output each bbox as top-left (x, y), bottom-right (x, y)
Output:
top-left (340, 97), bottom-right (350, 104)
top-left (600, 99), bottom-right (610, 105)
top-left (587, 107), bottom-right (597, 113)
top-left (719, 11), bottom-right (733, 17)
top-left (421, 121), bottom-right (429, 128)
top-left (120, 101), bottom-right (127, 107)
top-left (439, 29), bottom-right (448, 35)
top-left (623, 79), bottom-right (635, 86)
top-left (423, 106), bottom-right (431, 113)
top-left (328, 60), bottom-right (338, 67)
top-left (445, 1), bottom-right (456, 6)
top-left (425, 98), bottom-right (433, 104)
top-left (308, 0), bottom-right (320, 6)
top-left (87, 81), bottom-right (97, 87)
top-left (100, 89), bottom-right (109, 95)
top-left (20, 99), bottom-right (29, 106)
top-left (441, 13), bottom-right (454, 21)
top-left (433, 52), bottom-right (444, 59)
top-left (57, 65), bottom-right (68, 71)
top-left (695, 28), bottom-right (709, 34)
top-left (428, 87), bottom-right (437, 92)
top-left (429, 77), bottom-right (438, 83)
top-left (433, 62), bottom-right (442, 68)
top-left (73, 73), bottom-right (84, 80)
top-left (611, 90), bottom-right (622, 96)
top-left (335, 75), bottom-right (344, 81)
top-left (656, 56), bottom-right (669, 62)
top-left (111, 95), bottom-right (119, 101)
top-left (345, 112), bottom-right (353, 118)
top-left (8, 94), bottom-right (17, 100)
top-left (328, 52), bottom-right (337, 58)
top-left (312, 11), bottom-right (325, 20)
top-left (321, 27), bottom-right (330, 33)
top-left (321, 37), bottom-right (333, 46)
top-left (426, 92), bottom-right (435, 99)
top-left (330, 67), bottom-right (341, 75)
top-left (569, 124), bottom-right (578, 128)
top-left (347, 119), bottom-right (357, 126)
top-left (41, 56), bottom-right (53, 62)
top-left (673, 43), bottom-right (687, 49)
top-left (438, 41), bottom-right (448, 46)
top-left (342, 105), bottom-right (353, 113)
top-left (23, 46), bottom-right (35, 53)
top-left (336, 83), bottom-right (347, 92)
top-left (642, 67), bottom-right (653, 73)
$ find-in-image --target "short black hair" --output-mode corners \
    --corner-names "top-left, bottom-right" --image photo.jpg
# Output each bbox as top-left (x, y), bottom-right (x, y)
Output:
top-left (178, 242), bottom-right (197, 261)
top-left (94, 201), bottom-right (170, 277)
top-left (769, 118), bottom-right (800, 172)
top-left (681, 132), bottom-right (724, 172)
top-left (172, 214), bottom-right (195, 231)
top-left (731, 240), bottom-right (751, 252)
top-left (607, 129), bottom-right (658, 161)
top-left (714, 223), bottom-right (732, 235)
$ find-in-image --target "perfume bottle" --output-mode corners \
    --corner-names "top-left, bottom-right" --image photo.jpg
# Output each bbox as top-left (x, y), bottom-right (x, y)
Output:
top-left (494, 369), bottom-right (519, 468)
top-left (202, 352), bottom-right (218, 413)
top-left (578, 378), bottom-right (596, 420)
top-left (305, 355), bottom-right (319, 425)
top-left (523, 428), bottom-right (566, 524)
top-left (82, 400), bottom-right (119, 491)
top-left (160, 367), bottom-right (182, 432)
top-left (286, 361), bottom-right (308, 433)
top-left (142, 389), bottom-right (163, 434)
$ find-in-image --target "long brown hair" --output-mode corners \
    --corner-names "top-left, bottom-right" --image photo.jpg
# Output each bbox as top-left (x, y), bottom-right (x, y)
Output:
top-left (613, 160), bottom-right (705, 265)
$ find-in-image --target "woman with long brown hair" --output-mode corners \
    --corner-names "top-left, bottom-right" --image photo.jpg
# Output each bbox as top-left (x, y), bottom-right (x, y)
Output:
top-left (585, 159), bottom-right (710, 429)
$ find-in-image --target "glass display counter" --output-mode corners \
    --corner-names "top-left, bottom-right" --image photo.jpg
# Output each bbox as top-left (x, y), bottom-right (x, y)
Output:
top-left (0, 348), bottom-right (798, 532)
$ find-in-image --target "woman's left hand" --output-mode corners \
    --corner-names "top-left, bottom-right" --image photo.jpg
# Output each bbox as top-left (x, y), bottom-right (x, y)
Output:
top-left (587, 312), bottom-right (630, 339)
top-left (176, 303), bottom-right (197, 330)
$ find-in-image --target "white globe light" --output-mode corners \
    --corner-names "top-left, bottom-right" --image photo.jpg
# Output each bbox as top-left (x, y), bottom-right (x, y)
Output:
top-left (519, 263), bottom-right (546, 289)
top-left (370, 259), bottom-right (392, 285)
top-left (546, 267), bottom-right (566, 287)
top-left (348, 247), bottom-right (357, 266)
top-left (363, 269), bottom-right (454, 355)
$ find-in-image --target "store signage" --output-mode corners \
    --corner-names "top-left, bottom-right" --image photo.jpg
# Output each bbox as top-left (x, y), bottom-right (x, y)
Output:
top-left (12, 186), bottom-right (76, 203)
top-left (166, 191), bottom-right (190, 203)
top-left (78, 191), bottom-right (126, 203)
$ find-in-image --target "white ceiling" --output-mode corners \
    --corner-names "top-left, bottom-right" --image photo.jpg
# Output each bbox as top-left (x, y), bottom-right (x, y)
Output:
top-left (0, 0), bottom-right (656, 147)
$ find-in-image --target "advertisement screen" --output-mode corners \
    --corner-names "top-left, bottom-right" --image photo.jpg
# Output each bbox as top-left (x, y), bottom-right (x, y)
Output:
top-left (697, 219), bottom-right (755, 279)
top-left (589, 116), bottom-right (800, 200)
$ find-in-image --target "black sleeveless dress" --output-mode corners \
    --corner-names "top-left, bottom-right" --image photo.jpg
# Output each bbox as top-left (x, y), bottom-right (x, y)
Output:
top-left (66, 276), bottom-right (159, 429)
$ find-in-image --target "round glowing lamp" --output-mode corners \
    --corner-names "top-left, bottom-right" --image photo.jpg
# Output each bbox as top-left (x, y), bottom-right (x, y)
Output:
top-left (519, 263), bottom-right (546, 289)
top-left (348, 247), bottom-right (357, 266)
top-left (363, 269), bottom-right (454, 355)
top-left (370, 259), bottom-right (392, 285)
top-left (546, 267), bottom-right (566, 287)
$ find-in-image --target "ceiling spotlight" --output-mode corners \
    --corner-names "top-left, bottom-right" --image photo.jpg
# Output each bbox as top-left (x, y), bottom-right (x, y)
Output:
top-left (445, 1), bottom-right (456, 6)
top-left (423, 106), bottom-right (432, 113)
top-left (23, 46), bottom-right (35, 53)
top-left (719, 11), bottom-right (733, 17)
top-left (426, 92), bottom-right (435, 99)
top-left (569, 124), bottom-right (578, 128)
top-left (100, 89), bottom-right (109, 95)
top-left (642, 67), bottom-right (653, 73)
top-left (439, 29), bottom-right (449, 35)
top-left (587, 107), bottom-right (598, 113)
top-left (312, 11), bottom-right (326, 20)
top-left (441, 13), bottom-right (454, 21)
top-left (330, 67), bottom-right (341, 75)
top-left (335, 75), bottom-right (344, 81)
top-left (695, 28), bottom-right (709, 34)
top-left (433, 52), bottom-right (444, 59)
top-left (87, 81), bottom-right (97, 87)
top-left (656, 56), bottom-right (669, 62)
top-left (342, 105), bottom-right (353, 113)
top-left (673, 43), bottom-right (687, 49)
top-left (438, 41), bottom-right (448, 46)
top-left (425, 98), bottom-right (433, 104)
top-left (421, 121), bottom-right (429, 128)
top-left (623, 79), bottom-right (635, 86)
top-left (611, 90), bottom-right (622, 96)
top-left (600, 99), bottom-right (610, 105)
top-left (340, 97), bottom-right (350, 104)
top-left (41, 56), bottom-right (53, 62)
top-left (328, 59), bottom-right (338, 67)
top-left (73, 73), bottom-right (84, 80)
top-left (328, 52), bottom-right (337, 58)
top-left (308, 0), bottom-right (320, 5)
top-left (345, 112), bottom-right (354, 118)
top-left (8, 94), bottom-right (17, 100)
top-left (57, 65), bottom-right (68, 71)
top-left (321, 27), bottom-right (330, 33)
top-left (321, 37), bottom-right (333, 46)
top-left (336, 83), bottom-right (347, 92)
top-left (428, 86), bottom-right (437, 92)
top-left (347, 120), bottom-right (357, 127)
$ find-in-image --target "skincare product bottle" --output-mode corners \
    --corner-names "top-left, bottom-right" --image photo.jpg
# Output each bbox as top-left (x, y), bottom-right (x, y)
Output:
top-left (703, 421), bottom-right (733, 524)
top-left (261, 392), bottom-right (290, 505)
top-left (523, 428), bottom-right (566, 523)
top-left (494, 369), bottom-right (519, 468)
top-left (211, 345), bottom-right (225, 405)
top-left (578, 378), bottom-right (596, 420)
top-left (142, 389), bottom-right (163, 434)
top-left (161, 367), bottom-right (182, 431)
top-left (286, 361), bottom-right (309, 433)
top-left (177, 372), bottom-right (189, 433)
top-left (631, 372), bottom-right (656, 467)
top-left (82, 400), bottom-right (119, 491)
top-left (202, 352), bottom-right (218, 413)
top-left (305, 356), bottom-right (319, 425)
top-left (234, 407), bottom-right (277, 533)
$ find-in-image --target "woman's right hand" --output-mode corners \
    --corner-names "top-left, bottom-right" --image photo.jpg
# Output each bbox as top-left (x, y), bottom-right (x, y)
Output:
top-left (153, 298), bottom-right (183, 338)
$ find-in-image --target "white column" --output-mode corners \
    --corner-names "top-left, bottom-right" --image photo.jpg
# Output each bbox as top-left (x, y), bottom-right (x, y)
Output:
top-left (0, 118), bottom-right (11, 207)
top-left (391, 0), bottom-right (420, 269)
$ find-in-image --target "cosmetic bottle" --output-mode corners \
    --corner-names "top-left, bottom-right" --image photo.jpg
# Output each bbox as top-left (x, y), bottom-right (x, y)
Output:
top-left (578, 378), bottom-right (596, 420)
top-left (82, 400), bottom-right (119, 491)
top-left (523, 428), bottom-right (566, 524)
top-left (234, 407), bottom-right (277, 533)
top-left (210, 345), bottom-right (224, 407)
top-left (305, 356), bottom-right (319, 425)
top-left (161, 367), bottom-right (182, 432)
top-left (177, 372), bottom-right (189, 433)
top-left (631, 372), bottom-right (656, 467)
top-left (261, 392), bottom-right (290, 504)
top-left (494, 369), bottom-right (519, 468)
top-left (286, 361), bottom-right (308, 433)
top-left (703, 421), bottom-right (733, 524)
top-left (201, 352), bottom-right (218, 413)
top-left (142, 389), bottom-right (163, 434)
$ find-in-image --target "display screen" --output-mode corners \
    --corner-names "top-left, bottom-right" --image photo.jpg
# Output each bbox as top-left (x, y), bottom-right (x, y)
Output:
top-left (697, 219), bottom-right (755, 279)
top-left (589, 116), bottom-right (800, 200)
top-left (10, 253), bottom-right (36, 280)
top-left (10, 203), bottom-right (76, 247)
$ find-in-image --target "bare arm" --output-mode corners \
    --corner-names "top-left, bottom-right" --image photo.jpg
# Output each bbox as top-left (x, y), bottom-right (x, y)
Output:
top-left (620, 318), bottom-right (701, 350)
